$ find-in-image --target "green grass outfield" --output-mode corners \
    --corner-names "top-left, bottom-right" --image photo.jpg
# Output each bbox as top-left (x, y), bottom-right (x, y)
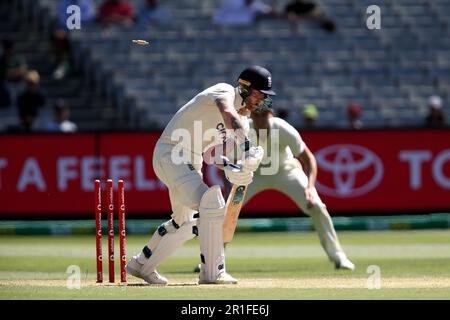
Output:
top-left (0, 230), bottom-right (449, 299)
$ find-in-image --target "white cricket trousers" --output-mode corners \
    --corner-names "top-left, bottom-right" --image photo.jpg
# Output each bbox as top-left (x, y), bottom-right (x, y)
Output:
top-left (244, 160), bottom-right (345, 262)
top-left (153, 142), bottom-right (208, 225)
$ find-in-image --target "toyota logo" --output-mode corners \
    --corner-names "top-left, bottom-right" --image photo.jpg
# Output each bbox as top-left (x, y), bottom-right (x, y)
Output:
top-left (315, 144), bottom-right (383, 198)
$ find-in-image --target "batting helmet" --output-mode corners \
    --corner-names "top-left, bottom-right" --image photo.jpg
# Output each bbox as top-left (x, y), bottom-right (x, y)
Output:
top-left (238, 65), bottom-right (276, 96)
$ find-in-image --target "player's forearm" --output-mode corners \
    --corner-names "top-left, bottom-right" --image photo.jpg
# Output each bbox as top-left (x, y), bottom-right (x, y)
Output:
top-left (305, 158), bottom-right (317, 189)
top-left (297, 148), bottom-right (318, 189)
top-left (215, 98), bottom-right (248, 145)
top-left (203, 138), bottom-right (236, 170)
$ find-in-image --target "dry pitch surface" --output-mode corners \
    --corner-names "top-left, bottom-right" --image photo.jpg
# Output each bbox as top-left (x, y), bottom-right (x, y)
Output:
top-left (1, 230), bottom-right (450, 299)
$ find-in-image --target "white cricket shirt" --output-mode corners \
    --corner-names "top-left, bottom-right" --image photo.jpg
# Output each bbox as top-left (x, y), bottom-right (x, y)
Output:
top-left (249, 117), bottom-right (306, 172)
top-left (159, 83), bottom-right (249, 165)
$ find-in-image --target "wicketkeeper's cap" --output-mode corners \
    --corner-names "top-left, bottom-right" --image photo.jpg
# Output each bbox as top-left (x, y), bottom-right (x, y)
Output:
top-left (238, 65), bottom-right (276, 96)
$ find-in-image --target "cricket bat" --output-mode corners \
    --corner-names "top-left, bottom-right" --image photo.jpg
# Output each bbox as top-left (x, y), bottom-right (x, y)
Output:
top-left (223, 184), bottom-right (247, 244)
top-left (222, 140), bottom-right (262, 244)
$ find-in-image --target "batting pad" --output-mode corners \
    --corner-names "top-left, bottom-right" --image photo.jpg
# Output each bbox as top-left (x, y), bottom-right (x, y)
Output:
top-left (140, 219), bottom-right (197, 276)
top-left (198, 185), bottom-right (226, 282)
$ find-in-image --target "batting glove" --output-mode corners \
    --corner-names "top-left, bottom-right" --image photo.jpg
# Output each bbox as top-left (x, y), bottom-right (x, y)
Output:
top-left (242, 146), bottom-right (264, 172)
top-left (223, 161), bottom-right (253, 186)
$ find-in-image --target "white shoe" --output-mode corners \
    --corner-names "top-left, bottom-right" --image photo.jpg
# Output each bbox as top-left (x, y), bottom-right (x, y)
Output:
top-left (125, 255), bottom-right (143, 276)
top-left (141, 270), bottom-right (168, 285)
top-left (334, 252), bottom-right (355, 271)
top-left (199, 272), bottom-right (238, 285)
top-left (125, 256), bottom-right (168, 285)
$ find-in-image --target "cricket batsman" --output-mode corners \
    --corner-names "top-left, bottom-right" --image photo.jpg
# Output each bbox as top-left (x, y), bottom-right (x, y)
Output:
top-left (245, 106), bottom-right (355, 270)
top-left (125, 66), bottom-right (275, 284)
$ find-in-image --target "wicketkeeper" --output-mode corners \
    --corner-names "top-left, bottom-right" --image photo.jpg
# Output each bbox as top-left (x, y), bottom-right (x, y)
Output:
top-left (125, 66), bottom-right (275, 284)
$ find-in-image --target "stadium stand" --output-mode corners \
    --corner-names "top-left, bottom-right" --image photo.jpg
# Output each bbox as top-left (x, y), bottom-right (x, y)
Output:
top-left (1, 0), bottom-right (449, 131)
top-left (0, 0), bottom-right (112, 132)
